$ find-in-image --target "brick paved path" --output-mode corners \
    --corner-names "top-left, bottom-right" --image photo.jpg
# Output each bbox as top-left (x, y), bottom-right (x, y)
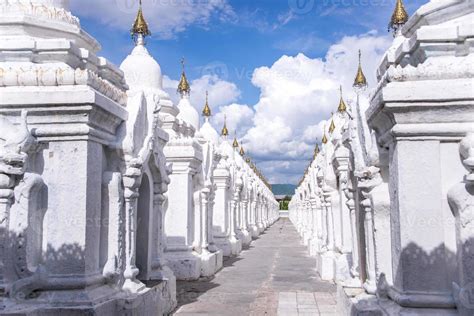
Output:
top-left (173, 218), bottom-right (337, 316)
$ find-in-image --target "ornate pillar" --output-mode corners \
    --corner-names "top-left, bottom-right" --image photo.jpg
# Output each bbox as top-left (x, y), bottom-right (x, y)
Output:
top-left (0, 116), bottom-right (32, 292)
top-left (357, 167), bottom-right (381, 294)
top-left (343, 187), bottom-right (361, 287)
top-left (449, 133), bottom-right (474, 315)
top-left (123, 164), bottom-right (145, 291)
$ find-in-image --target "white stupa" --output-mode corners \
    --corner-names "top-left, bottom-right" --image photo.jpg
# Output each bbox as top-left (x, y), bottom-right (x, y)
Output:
top-left (120, 29), bottom-right (163, 91)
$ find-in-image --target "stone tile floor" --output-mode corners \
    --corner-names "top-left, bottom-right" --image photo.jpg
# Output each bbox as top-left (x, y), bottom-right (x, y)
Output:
top-left (173, 218), bottom-right (337, 316)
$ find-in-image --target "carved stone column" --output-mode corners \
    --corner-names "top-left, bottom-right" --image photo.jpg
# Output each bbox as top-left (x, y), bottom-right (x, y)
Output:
top-left (449, 133), bottom-right (474, 315)
top-left (342, 187), bottom-right (361, 287)
top-left (0, 140), bottom-right (30, 293)
top-left (357, 167), bottom-right (381, 294)
top-left (229, 183), bottom-right (243, 255)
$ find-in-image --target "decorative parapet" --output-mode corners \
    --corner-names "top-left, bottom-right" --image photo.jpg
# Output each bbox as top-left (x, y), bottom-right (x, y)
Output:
top-left (0, 1), bottom-right (80, 27)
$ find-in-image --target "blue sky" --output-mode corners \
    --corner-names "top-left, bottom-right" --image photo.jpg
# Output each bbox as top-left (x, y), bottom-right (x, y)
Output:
top-left (74, 0), bottom-right (427, 184)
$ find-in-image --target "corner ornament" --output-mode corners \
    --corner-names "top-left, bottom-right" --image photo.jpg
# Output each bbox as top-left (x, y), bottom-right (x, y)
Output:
top-left (449, 133), bottom-right (474, 315)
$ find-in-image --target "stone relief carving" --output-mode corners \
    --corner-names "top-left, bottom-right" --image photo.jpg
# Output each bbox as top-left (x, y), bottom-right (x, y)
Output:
top-left (449, 133), bottom-right (474, 315)
top-left (0, 1), bottom-right (80, 26)
top-left (0, 66), bottom-right (127, 106)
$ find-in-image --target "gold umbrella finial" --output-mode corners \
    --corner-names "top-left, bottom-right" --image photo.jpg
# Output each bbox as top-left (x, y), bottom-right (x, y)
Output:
top-left (131, 0), bottom-right (151, 42)
top-left (178, 58), bottom-right (191, 96)
top-left (322, 122), bottom-right (329, 144)
top-left (202, 91), bottom-right (212, 117)
top-left (337, 85), bottom-right (347, 113)
top-left (329, 113), bottom-right (336, 134)
top-left (232, 132), bottom-right (239, 148)
top-left (239, 146), bottom-right (245, 157)
top-left (389, 0), bottom-right (409, 35)
top-left (322, 133), bottom-right (328, 144)
top-left (353, 50), bottom-right (368, 90)
top-left (314, 143), bottom-right (320, 157)
top-left (221, 114), bottom-right (229, 136)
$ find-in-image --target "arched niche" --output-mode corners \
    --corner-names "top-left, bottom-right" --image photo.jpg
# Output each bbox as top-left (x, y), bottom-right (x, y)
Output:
top-left (10, 173), bottom-right (48, 279)
top-left (135, 152), bottom-right (167, 281)
top-left (136, 172), bottom-right (151, 281)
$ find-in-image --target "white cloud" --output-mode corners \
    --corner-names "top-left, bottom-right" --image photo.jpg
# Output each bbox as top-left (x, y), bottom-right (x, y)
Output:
top-left (72, 0), bottom-right (234, 39)
top-left (239, 31), bottom-right (391, 183)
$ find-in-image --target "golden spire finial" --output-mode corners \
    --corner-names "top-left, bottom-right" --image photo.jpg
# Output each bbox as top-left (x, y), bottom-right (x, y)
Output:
top-left (322, 133), bottom-right (328, 144)
top-left (314, 143), bottom-right (320, 156)
top-left (337, 85), bottom-right (347, 113)
top-left (131, 0), bottom-right (151, 41)
top-left (322, 123), bottom-right (329, 144)
top-left (221, 114), bottom-right (229, 136)
top-left (178, 58), bottom-right (191, 96)
top-left (202, 91), bottom-right (212, 117)
top-left (329, 118), bottom-right (336, 134)
top-left (389, 0), bottom-right (409, 34)
top-left (353, 50), bottom-right (368, 90)
top-left (239, 146), bottom-right (245, 157)
top-left (232, 133), bottom-right (239, 148)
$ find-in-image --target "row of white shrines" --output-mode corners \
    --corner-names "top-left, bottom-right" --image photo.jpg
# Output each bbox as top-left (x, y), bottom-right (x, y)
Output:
top-left (289, 0), bottom-right (474, 315)
top-left (0, 0), bottom-right (279, 314)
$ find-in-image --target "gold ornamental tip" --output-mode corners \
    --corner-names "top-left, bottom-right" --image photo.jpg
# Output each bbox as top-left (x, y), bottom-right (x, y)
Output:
top-left (389, 0), bottom-right (409, 32)
top-left (322, 133), bottom-right (328, 144)
top-left (314, 143), bottom-right (320, 155)
top-left (178, 58), bottom-right (191, 96)
top-left (232, 136), bottom-right (239, 148)
top-left (221, 115), bottom-right (229, 136)
top-left (353, 50), bottom-right (367, 89)
top-left (246, 157), bottom-right (251, 164)
top-left (131, 0), bottom-right (151, 39)
top-left (329, 114), bottom-right (336, 134)
top-left (239, 146), bottom-right (245, 156)
top-left (202, 91), bottom-right (212, 117)
top-left (337, 86), bottom-right (347, 113)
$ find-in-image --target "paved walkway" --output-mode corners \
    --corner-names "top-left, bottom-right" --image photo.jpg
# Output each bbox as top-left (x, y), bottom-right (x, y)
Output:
top-left (173, 218), bottom-right (337, 316)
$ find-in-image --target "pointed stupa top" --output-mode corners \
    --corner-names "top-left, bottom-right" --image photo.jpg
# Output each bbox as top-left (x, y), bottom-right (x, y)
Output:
top-left (178, 58), bottom-right (191, 96)
top-left (389, 0), bottom-right (409, 33)
top-left (239, 146), bottom-right (245, 157)
top-left (221, 115), bottom-right (229, 136)
top-left (131, 0), bottom-right (151, 40)
top-left (329, 116), bottom-right (336, 134)
top-left (337, 86), bottom-right (347, 113)
top-left (202, 91), bottom-right (212, 117)
top-left (353, 50), bottom-right (368, 89)
top-left (322, 123), bottom-right (328, 144)
top-left (314, 143), bottom-right (320, 156)
top-left (232, 134), bottom-right (239, 148)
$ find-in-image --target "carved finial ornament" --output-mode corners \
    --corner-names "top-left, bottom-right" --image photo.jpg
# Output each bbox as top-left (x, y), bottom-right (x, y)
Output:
top-left (221, 115), bottom-right (229, 136)
top-left (337, 86), bottom-right (347, 113)
top-left (202, 91), bottom-right (212, 117)
top-left (232, 134), bottom-right (239, 148)
top-left (389, 0), bottom-right (408, 34)
top-left (131, 0), bottom-right (151, 40)
top-left (322, 133), bottom-right (328, 144)
top-left (329, 113), bottom-right (336, 134)
top-left (353, 50), bottom-right (368, 90)
top-left (178, 58), bottom-right (191, 96)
